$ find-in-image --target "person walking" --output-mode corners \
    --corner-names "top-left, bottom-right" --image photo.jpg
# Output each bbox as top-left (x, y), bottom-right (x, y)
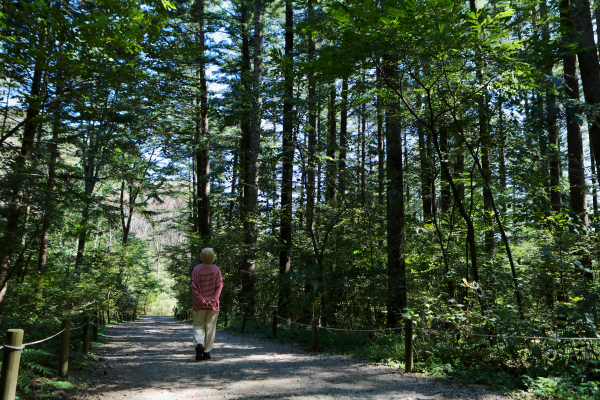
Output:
top-left (191, 247), bottom-right (223, 361)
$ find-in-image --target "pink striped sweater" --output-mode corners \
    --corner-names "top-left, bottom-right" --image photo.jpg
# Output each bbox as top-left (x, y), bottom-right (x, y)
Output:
top-left (191, 263), bottom-right (223, 312)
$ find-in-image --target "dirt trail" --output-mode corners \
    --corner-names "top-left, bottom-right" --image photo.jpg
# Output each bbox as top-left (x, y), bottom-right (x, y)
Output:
top-left (78, 315), bottom-right (512, 400)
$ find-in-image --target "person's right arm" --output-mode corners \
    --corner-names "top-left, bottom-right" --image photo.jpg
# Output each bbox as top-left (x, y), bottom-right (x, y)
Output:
top-left (191, 270), bottom-right (207, 305)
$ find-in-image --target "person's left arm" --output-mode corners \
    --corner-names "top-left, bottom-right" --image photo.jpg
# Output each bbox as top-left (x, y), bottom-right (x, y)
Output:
top-left (206, 270), bottom-right (223, 306)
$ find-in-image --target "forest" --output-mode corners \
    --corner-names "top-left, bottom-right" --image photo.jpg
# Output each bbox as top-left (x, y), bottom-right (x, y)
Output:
top-left (2, 0), bottom-right (600, 397)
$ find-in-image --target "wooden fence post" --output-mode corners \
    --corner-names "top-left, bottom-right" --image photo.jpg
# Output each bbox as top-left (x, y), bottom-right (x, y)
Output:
top-left (93, 312), bottom-right (99, 342)
top-left (0, 329), bottom-right (24, 400)
top-left (59, 319), bottom-right (71, 377)
top-left (82, 316), bottom-right (90, 354)
top-left (311, 320), bottom-right (319, 351)
top-left (405, 318), bottom-right (413, 373)
top-left (272, 311), bottom-right (277, 338)
top-left (241, 316), bottom-right (246, 333)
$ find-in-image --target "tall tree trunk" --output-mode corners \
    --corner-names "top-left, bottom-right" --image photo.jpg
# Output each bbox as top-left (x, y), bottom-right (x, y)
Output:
top-left (591, 144), bottom-right (599, 220)
top-left (563, 0), bottom-right (587, 224)
top-left (377, 69), bottom-right (385, 248)
top-left (75, 153), bottom-right (97, 268)
top-left (469, 0), bottom-right (495, 253)
top-left (0, 53), bottom-right (44, 302)
top-left (304, 0), bottom-right (317, 321)
top-left (498, 98), bottom-right (506, 212)
top-left (196, 2), bottom-right (211, 247)
top-left (417, 92), bottom-right (433, 222)
top-left (571, 0), bottom-right (600, 173)
top-left (339, 78), bottom-right (348, 198)
top-left (279, 0), bottom-right (293, 318)
top-left (382, 57), bottom-right (406, 327)
top-left (541, 0), bottom-right (562, 212)
top-left (37, 60), bottom-right (62, 298)
top-left (228, 145), bottom-right (239, 221)
top-left (326, 84), bottom-right (337, 203)
top-left (360, 89), bottom-right (366, 202)
top-left (440, 127), bottom-right (451, 214)
top-left (239, 0), bottom-right (261, 316)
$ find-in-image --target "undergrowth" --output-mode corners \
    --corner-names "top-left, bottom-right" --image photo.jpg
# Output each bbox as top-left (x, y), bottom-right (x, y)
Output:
top-left (218, 317), bottom-right (600, 400)
top-left (0, 316), bottom-right (119, 399)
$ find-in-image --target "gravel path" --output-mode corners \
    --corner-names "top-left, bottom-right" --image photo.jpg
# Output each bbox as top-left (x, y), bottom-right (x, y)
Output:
top-left (79, 315), bottom-right (514, 400)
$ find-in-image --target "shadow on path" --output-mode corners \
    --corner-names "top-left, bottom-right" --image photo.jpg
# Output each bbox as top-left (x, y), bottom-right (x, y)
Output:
top-left (81, 315), bottom-right (509, 400)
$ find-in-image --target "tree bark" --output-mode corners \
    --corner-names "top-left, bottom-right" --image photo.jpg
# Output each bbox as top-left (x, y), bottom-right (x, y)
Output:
top-left (440, 127), bottom-right (451, 214)
top-left (239, 0), bottom-right (261, 316)
top-left (0, 53), bottom-right (44, 301)
top-left (196, 1), bottom-right (211, 246)
top-left (377, 69), bottom-right (385, 248)
top-left (37, 58), bottom-right (62, 297)
top-left (279, 0), bottom-right (293, 317)
top-left (382, 57), bottom-right (406, 327)
top-left (326, 84), bottom-right (337, 203)
top-left (339, 78), bottom-right (348, 198)
top-left (562, 0), bottom-right (587, 222)
top-left (417, 92), bottom-right (433, 222)
top-left (571, 0), bottom-right (600, 173)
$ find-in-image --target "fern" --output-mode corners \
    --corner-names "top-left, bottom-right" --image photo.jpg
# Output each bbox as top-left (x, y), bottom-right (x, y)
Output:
top-left (16, 369), bottom-right (34, 392)
top-left (24, 361), bottom-right (54, 377)
top-left (20, 348), bottom-right (53, 364)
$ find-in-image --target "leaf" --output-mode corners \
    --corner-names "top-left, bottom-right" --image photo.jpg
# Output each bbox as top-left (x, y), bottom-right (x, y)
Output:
top-left (161, 0), bottom-right (176, 10)
top-left (495, 9), bottom-right (514, 19)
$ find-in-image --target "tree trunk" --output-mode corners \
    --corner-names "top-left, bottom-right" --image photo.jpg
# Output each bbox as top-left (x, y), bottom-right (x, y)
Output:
top-left (498, 98), bottom-right (506, 211)
top-left (571, 0), bottom-right (600, 173)
top-left (326, 84), bottom-right (337, 203)
top-left (563, 1), bottom-right (587, 223)
top-left (279, 0), bottom-right (293, 318)
top-left (75, 151), bottom-right (97, 268)
top-left (196, 1), bottom-right (211, 246)
top-left (540, 0), bottom-right (562, 212)
top-left (38, 66), bottom-right (62, 297)
top-left (377, 69), bottom-right (385, 248)
top-left (440, 127), bottom-right (451, 214)
top-left (339, 77), bottom-right (348, 198)
top-left (417, 92), bottom-right (433, 222)
top-left (239, 0), bottom-right (261, 316)
top-left (383, 57), bottom-right (406, 327)
top-left (228, 144), bottom-right (239, 221)
top-left (0, 54), bottom-right (44, 301)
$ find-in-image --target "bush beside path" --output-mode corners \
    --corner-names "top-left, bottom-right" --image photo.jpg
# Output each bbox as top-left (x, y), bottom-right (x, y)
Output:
top-left (75, 315), bottom-right (512, 400)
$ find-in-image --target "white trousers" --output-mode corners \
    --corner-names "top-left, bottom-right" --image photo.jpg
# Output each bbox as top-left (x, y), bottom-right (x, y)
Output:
top-left (192, 310), bottom-right (219, 352)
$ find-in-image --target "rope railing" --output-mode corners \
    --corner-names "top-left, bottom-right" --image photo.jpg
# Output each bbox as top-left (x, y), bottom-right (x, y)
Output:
top-left (414, 326), bottom-right (600, 341)
top-left (71, 317), bottom-right (96, 331)
top-left (0, 312), bottom-right (132, 400)
top-left (270, 314), bottom-right (600, 341)
top-left (275, 315), bottom-right (405, 332)
top-left (275, 313), bottom-right (600, 342)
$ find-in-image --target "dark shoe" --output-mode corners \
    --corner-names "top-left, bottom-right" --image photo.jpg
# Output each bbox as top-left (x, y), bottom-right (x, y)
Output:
top-left (202, 352), bottom-right (211, 360)
top-left (195, 344), bottom-right (205, 361)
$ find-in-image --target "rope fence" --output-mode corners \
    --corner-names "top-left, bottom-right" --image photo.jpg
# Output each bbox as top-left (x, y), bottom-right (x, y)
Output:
top-left (414, 327), bottom-right (600, 341)
top-left (232, 312), bottom-right (600, 374)
top-left (0, 311), bottom-right (136, 400)
top-left (275, 315), bottom-right (405, 332)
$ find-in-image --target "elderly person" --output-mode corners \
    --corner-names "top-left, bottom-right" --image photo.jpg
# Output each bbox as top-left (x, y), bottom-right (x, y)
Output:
top-left (191, 247), bottom-right (223, 361)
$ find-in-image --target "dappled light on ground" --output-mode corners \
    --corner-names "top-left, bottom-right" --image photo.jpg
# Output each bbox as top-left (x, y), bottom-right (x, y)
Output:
top-left (80, 316), bottom-right (511, 400)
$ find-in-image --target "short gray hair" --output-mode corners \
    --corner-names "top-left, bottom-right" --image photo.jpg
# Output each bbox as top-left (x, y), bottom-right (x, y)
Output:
top-left (200, 248), bottom-right (216, 264)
